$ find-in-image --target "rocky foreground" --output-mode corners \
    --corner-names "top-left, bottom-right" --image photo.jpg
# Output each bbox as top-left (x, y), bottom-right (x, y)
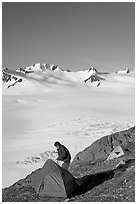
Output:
top-left (2, 127), bottom-right (135, 202)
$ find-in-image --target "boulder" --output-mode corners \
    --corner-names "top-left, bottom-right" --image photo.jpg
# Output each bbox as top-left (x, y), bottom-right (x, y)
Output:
top-left (71, 126), bottom-right (135, 166)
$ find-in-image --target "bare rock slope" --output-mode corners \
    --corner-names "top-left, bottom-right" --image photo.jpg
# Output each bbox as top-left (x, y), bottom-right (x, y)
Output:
top-left (2, 126), bottom-right (135, 202)
top-left (71, 126), bottom-right (135, 166)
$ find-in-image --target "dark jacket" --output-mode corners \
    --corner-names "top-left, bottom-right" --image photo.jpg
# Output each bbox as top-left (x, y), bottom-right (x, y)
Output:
top-left (57, 145), bottom-right (71, 163)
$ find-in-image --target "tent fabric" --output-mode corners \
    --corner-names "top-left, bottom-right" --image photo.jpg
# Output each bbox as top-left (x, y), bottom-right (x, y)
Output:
top-left (30, 159), bottom-right (78, 198)
top-left (30, 159), bottom-right (59, 193)
top-left (60, 167), bottom-right (78, 196)
top-left (107, 145), bottom-right (124, 161)
top-left (39, 173), bottom-right (66, 197)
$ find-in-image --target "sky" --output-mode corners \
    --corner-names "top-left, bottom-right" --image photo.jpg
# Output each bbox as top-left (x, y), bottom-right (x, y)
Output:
top-left (2, 2), bottom-right (135, 72)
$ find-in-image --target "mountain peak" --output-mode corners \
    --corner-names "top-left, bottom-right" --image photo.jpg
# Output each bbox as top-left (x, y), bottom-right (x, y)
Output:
top-left (88, 67), bottom-right (98, 74)
top-left (117, 68), bottom-right (130, 74)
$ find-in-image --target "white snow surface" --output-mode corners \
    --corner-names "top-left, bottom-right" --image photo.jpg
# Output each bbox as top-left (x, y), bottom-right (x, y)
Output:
top-left (2, 64), bottom-right (135, 187)
top-left (117, 67), bottom-right (130, 74)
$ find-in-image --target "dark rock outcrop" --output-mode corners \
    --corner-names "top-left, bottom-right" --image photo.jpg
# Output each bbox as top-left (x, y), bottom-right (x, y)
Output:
top-left (2, 70), bottom-right (24, 88)
top-left (71, 126), bottom-right (135, 166)
top-left (84, 74), bottom-right (105, 83)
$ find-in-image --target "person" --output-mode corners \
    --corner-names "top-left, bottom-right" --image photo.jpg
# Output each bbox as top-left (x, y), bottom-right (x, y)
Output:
top-left (54, 141), bottom-right (71, 170)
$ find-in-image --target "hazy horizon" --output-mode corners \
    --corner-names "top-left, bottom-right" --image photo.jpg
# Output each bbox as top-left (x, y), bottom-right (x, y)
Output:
top-left (2, 2), bottom-right (135, 72)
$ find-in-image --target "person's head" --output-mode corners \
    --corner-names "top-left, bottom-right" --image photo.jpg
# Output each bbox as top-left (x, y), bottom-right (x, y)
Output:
top-left (54, 141), bottom-right (61, 149)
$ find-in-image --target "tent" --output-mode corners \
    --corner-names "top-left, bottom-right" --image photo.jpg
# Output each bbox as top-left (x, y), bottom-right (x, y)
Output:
top-left (107, 145), bottom-right (124, 161)
top-left (30, 159), bottom-right (78, 198)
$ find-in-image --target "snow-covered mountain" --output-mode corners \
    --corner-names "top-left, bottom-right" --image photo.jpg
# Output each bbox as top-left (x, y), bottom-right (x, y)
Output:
top-left (116, 68), bottom-right (130, 74)
top-left (2, 64), bottom-right (102, 91)
top-left (2, 63), bottom-right (135, 94)
top-left (3, 63), bottom-right (99, 83)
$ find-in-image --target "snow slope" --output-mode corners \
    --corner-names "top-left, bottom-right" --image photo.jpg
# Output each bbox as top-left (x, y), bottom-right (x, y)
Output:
top-left (2, 63), bottom-right (135, 187)
top-left (116, 67), bottom-right (130, 74)
top-left (2, 64), bottom-right (135, 95)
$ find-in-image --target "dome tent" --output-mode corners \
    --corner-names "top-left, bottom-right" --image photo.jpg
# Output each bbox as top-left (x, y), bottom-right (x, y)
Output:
top-left (107, 145), bottom-right (124, 161)
top-left (30, 159), bottom-right (78, 198)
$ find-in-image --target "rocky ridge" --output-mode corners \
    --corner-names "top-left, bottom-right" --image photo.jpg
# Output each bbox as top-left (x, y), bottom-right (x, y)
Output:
top-left (71, 126), bottom-right (135, 166)
top-left (2, 126), bottom-right (135, 202)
